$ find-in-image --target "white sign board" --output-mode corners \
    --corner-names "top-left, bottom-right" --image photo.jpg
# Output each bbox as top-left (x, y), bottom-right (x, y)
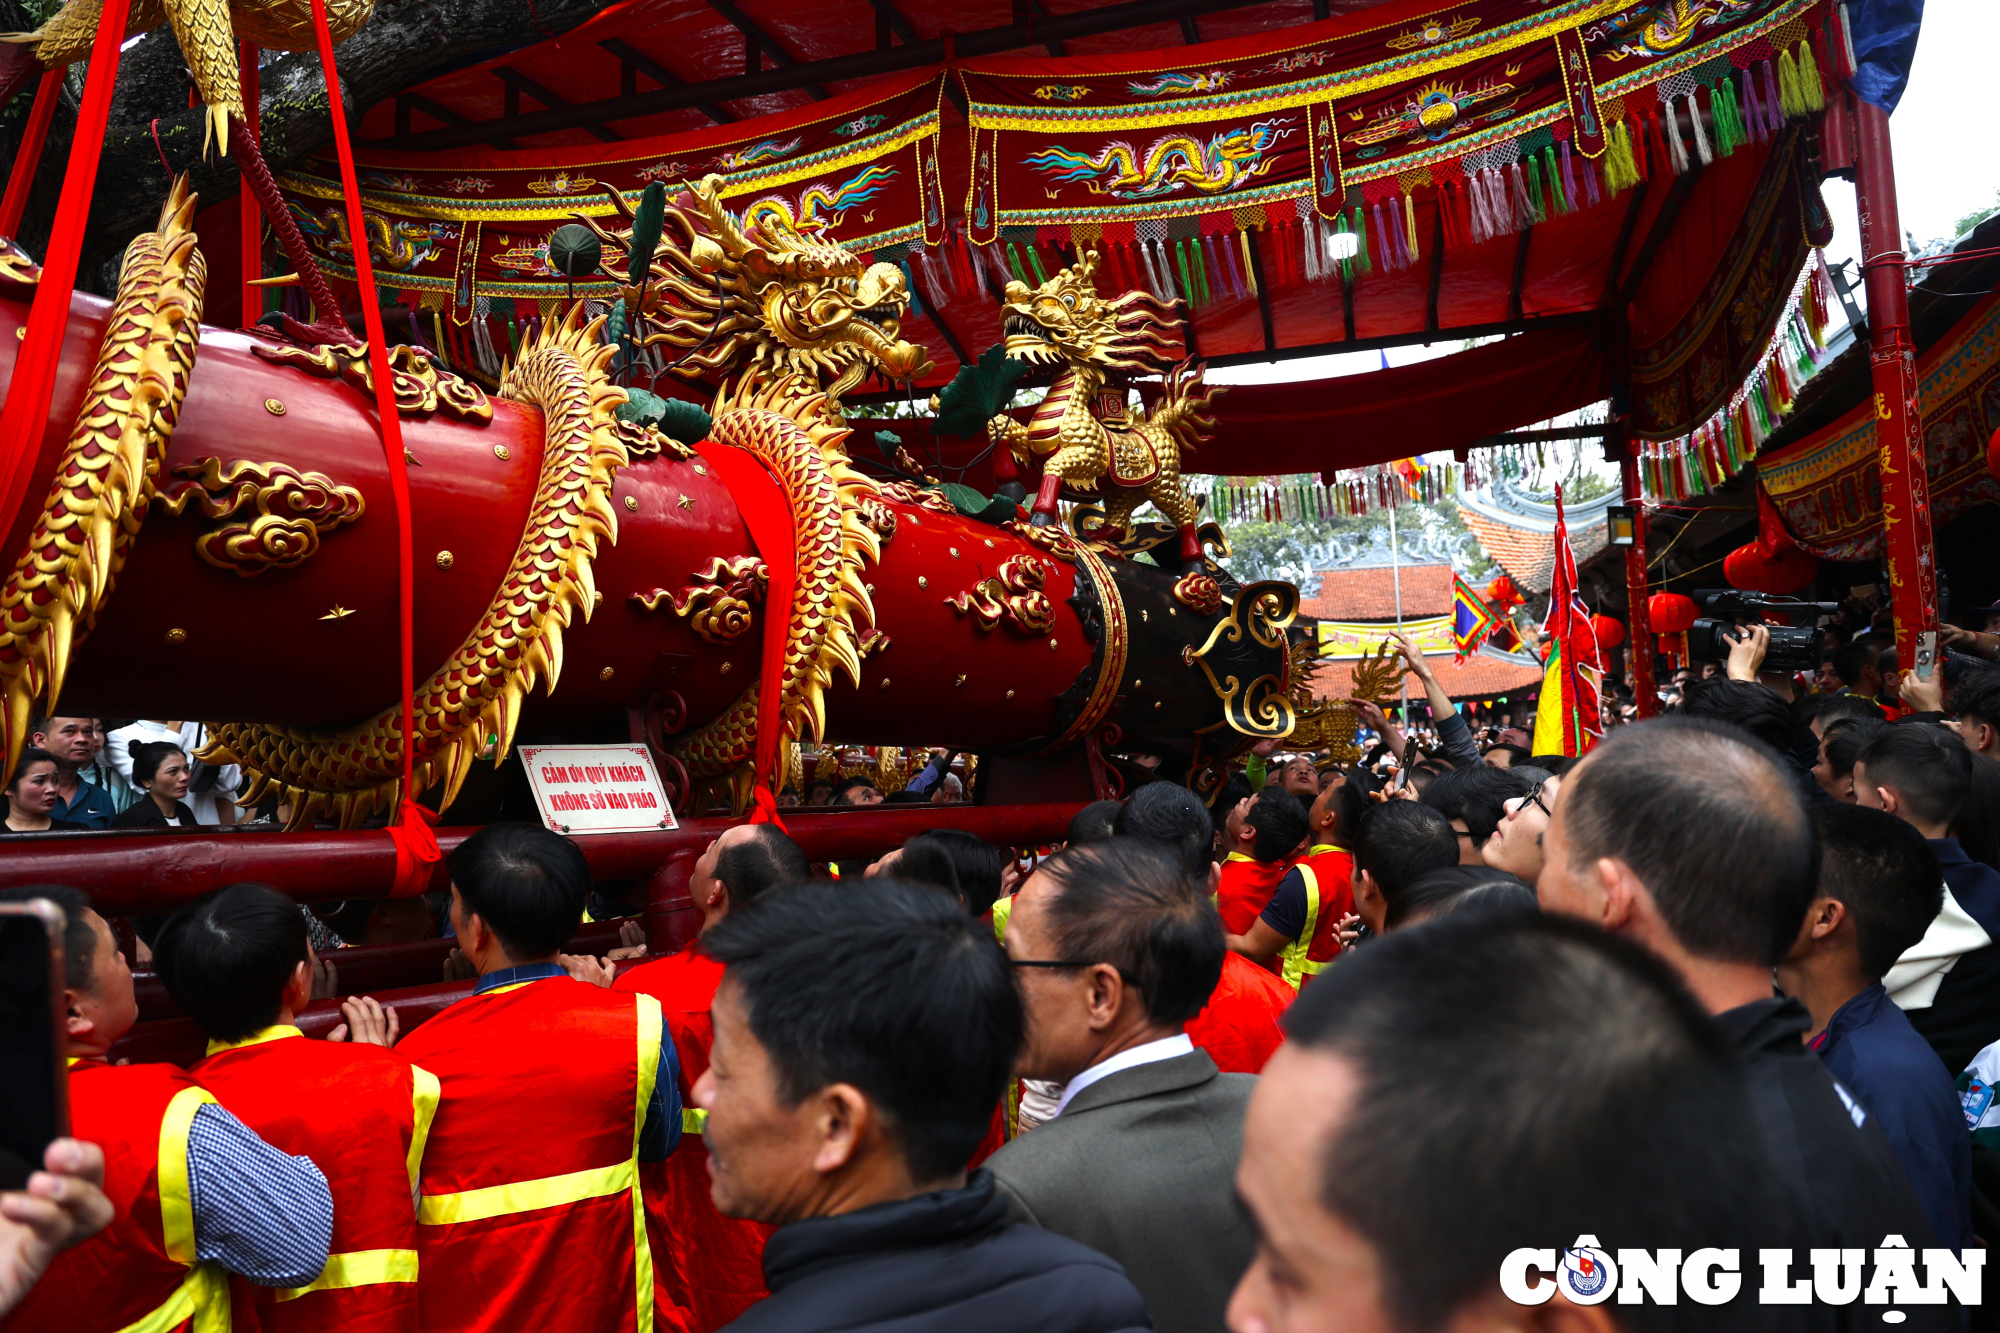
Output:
top-left (517, 743), bottom-right (676, 835)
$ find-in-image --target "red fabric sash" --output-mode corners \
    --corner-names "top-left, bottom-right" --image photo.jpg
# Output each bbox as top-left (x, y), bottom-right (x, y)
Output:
top-left (0, 0), bottom-right (131, 566)
top-left (239, 41), bottom-right (260, 327)
top-left (692, 439), bottom-right (796, 829)
top-left (0, 69), bottom-right (60, 239)
top-left (310, 0), bottom-right (437, 879)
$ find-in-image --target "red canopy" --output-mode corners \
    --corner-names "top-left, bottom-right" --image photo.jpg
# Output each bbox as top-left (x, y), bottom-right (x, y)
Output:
top-left (256, 0), bottom-right (1838, 473)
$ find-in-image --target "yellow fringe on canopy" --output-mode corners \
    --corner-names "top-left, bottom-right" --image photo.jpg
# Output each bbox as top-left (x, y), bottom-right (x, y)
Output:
top-left (1603, 120), bottom-right (1640, 196)
top-left (1777, 49), bottom-right (1804, 119)
top-left (1796, 40), bottom-right (1826, 112)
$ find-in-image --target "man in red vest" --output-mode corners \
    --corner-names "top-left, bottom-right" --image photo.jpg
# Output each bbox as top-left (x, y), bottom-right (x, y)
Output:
top-left (394, 824), bottom-right (679, 1333)
top-left (1227, 773), bottom-right (1363, 989)
top-left (1214, 788), bottom-right (1310, 937)
top-left (153, 883), bottom-right (440, 1333)
top-left (615, 823), bottom-right (806, 1333)
top-left (1115, 784), bottom-right (1293, 1071)
top-left (0, 885), bottom-right (334, 1333)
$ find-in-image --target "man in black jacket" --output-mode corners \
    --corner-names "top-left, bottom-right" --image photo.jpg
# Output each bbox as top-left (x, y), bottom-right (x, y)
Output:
top-left (1540, 719), bottom-right (1959, 1330)
top-left (695, 877), bottom-right (1150, 1333)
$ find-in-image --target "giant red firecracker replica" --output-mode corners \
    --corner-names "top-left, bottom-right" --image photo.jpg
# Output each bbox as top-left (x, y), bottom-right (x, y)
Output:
top-left (0, 0), bottom-right (1884, 978)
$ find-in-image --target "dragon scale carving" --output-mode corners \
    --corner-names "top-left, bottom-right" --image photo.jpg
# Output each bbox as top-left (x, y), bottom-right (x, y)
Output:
top-left (201, 306), bottom-right (629, 827)
top-left (669, 374), bottom-right (882, 779)
top-left (0, 181), bottom-right (205, 775)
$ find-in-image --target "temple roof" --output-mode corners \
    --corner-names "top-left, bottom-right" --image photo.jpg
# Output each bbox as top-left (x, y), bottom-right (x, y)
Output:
top-left (1455, 478), bottom-right (1617, 594)
top-left (1299, 563), bottom-right (1454, 622)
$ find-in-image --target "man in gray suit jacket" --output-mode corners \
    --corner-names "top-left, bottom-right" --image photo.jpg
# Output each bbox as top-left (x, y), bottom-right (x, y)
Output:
top-left (987, 837), bottom-right (1257, 1333)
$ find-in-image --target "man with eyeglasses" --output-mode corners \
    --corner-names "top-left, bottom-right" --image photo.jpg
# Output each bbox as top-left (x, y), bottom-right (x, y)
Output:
top-left (1480, 772), bottom-right (1558, 883)
top-left (989, 837), bottom-right (1253, 1333)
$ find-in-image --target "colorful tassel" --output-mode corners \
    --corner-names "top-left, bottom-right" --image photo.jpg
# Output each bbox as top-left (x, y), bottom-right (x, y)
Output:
top-left (1664, 99), bottom-right (1690, 174)
top-left (1687, 92), bottom-right (1713, 165)
top-left (1798, 39), bottom-right (1826, 111)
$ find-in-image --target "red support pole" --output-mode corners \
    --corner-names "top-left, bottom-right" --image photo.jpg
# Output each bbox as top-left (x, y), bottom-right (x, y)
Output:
top-left (1620, 447), bottom-right (1658, 718)
top-left (1852, 97), bottom-right (1935, 674)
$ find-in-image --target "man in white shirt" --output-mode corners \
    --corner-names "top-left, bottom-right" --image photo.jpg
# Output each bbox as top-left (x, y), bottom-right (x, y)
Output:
top-left (105, 721), bottom-right (242, 826)
top-left (985, 837), bottom-right (1255, 1333)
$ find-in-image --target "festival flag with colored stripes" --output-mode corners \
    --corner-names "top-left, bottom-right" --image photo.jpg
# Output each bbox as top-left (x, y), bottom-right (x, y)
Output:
top-left (1530, 488), bottom-right (1603, 758)
top-left (1452, 573), bottom-right (1501, 661)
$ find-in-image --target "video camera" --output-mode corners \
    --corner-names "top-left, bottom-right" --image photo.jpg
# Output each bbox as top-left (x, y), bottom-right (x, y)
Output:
top-left (1685, 589), bottom-right (1841, 675)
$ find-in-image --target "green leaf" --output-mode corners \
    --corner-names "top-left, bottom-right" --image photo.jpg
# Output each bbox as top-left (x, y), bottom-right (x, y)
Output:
top-left (628, 183), bottom-right (666, 287)
top-left (941, 482), bottom-right (990, 515)
top-left (656, 397), bottom-right (714, 445)
top-left (615, 386), bottom-right (665, 424)
top-left (971, 495), bottom-right (1023, 525)
top-left (933, 342), bottom-right (1027, 442)
top-left (875, 430), bottom-right (903, 462)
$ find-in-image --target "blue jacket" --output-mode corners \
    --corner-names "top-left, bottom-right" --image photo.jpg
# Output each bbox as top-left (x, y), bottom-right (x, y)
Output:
top-left (1932, 838), bottom-right (2000, 937)
top-left (1815, 982), bottom-right (1973, 1249)
top-left (50, 778), bottom-right (116, 829)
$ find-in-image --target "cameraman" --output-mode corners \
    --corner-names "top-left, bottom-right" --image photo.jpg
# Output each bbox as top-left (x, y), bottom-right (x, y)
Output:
top-left (1680, 624), bottom-right (1831, 806)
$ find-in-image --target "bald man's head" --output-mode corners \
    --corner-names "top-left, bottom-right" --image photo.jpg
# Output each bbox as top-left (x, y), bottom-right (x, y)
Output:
top-left (1558, 718), bottom-right (1817, 967)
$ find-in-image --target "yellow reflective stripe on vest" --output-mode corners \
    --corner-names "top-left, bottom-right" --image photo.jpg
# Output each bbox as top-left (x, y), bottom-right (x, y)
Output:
top-left (142, 1088), bottom-right (229, 1333)
top-left (407, 1065), bottom-right (441, 1197)
top-left (682, 1108), bottom-right (708, 1136)
top-left (631, 995), bottom-right (662, 1333)
top-left (113, 1261), bottom-right (229, 1333)
top-left (203, 1025), bottom-right (304, 1058)
top-left (419, 1158), bottom-right (639, 1225)
top-left (157, 1086), bottom-right (216, 1265)
top-left (1279, 866), bottom-right (1325, 992)
top-left (275, 1248), bottom-right (418, 1302)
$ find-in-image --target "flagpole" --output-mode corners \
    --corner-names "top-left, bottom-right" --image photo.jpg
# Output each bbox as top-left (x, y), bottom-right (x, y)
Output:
top-left (1391, 494), bottom-right (1408, 726)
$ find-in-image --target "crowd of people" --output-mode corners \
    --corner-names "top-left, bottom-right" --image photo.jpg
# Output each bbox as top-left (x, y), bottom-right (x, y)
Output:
top-left (8, 608), bottom-right (2000, 1333)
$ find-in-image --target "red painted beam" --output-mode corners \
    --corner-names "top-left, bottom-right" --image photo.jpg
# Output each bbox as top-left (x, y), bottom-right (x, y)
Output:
top-left (4, 803), bottom-right (1085, 915)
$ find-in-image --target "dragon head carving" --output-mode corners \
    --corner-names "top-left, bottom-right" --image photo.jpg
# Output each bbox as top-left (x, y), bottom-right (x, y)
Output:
top-left (1001, 246), bottom-right (1184, 376)
top-left (583, 174), bottom-right (932, 414)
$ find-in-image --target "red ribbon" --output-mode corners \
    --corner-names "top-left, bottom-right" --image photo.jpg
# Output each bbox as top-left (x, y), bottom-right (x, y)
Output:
top-left (0, 0), bottom-right (131, 562)
top-left (388, 802), bottom-right (442, 896)
top-left (0, 69), bottom-right (60, 240)
top-left (692, 438), bottom-right (797, 829)
top-left (239, 41), bottom-right (261, 327)
top-left (309, 0), bottom-right (429, 853)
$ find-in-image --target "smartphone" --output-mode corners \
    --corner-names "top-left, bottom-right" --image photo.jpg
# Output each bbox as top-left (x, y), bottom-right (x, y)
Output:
top-left (0, 899), bottom-right (70, 1190)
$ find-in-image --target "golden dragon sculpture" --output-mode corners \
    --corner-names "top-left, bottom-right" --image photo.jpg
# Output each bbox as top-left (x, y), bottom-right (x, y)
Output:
top-left (0, 180), bottom-right (205, 779)
top-left (992, 247), bottom-right (1224, 563)
top-left (5, 0), bottom-right (375, 154)
top-left (199, 304), bottom-right (629, 829)
top-left (577, 174), bottom-right (932, 426)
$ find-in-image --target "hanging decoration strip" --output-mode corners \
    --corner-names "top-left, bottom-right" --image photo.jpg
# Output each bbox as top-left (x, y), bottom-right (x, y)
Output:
top-left (1756, 288), bottom-right (2000, 562)
top-left (956, 0), bottom-right (1830, 308)
top-left (1204, 455), bottom-right (1467, 523)
top-left (1638, 253), bottom-right (1830, 505)
top-left (274, 69), bottom-right (948, 328)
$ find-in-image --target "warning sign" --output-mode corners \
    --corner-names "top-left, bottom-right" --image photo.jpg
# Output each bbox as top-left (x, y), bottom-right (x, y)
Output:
top-left (518, 744), bottom-right (676, 835)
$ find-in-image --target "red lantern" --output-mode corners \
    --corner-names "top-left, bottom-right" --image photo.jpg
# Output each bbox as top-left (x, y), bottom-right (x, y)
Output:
top-left (1589, 614), bottom-right (1627, 649)
top-left (1647, 592), bottom-right (1698, 634)
top-left (1487, 574), bottom-right (1522, 607)
top-left (1988, 424), bottom-right (2000, 483)
top-left (1724, 541), bottom-right (1818, 595)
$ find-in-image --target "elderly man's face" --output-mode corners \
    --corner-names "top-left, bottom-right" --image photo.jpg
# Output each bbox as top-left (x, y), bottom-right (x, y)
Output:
top-left (1003, 867), bottom-right (1103, 1085)
top-left (1229, 1045), bottom-right (1399, 1333)
top-left (696, 978), bottom-right (830, 1225)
